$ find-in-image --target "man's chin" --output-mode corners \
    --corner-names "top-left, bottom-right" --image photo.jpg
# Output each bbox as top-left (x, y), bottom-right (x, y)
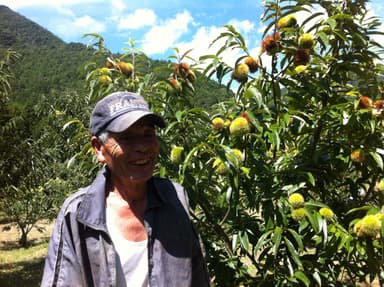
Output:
top-left (126, 170), bottom-right (154, 183)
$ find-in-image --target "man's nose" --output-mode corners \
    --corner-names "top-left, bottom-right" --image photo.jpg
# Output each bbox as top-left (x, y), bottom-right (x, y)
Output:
top-left (131, 137), bottom-right (156, 151)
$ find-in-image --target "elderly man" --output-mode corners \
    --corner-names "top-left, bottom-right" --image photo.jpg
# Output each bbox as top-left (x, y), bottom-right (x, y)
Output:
top-left (41, 91), bottom-right (211, 287)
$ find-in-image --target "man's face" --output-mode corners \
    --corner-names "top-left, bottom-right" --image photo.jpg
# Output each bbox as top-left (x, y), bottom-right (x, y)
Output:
top-left (99, 118), bottom-right (160, 184)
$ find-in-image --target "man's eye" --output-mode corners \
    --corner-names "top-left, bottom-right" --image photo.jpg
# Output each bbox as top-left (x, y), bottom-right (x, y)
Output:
top-left (116, 133), bottom-right (155, 142)
top-left (145, 132), bottom-right (156, 138)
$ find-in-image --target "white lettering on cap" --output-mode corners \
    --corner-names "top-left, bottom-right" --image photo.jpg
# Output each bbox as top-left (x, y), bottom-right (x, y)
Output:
top-left (108, 97), bottom-right (148, 116)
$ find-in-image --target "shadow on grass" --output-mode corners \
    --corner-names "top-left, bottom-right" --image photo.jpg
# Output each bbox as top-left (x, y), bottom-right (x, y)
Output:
top-left (0, 256), bottom-right (45, 287)
top-left (0, 236), bottom-right (50, 287)
top-left (0, 236), bottom-right (50, 251)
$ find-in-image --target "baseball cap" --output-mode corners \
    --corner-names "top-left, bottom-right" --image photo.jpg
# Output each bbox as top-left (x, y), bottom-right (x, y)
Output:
top-left (90, 91), bottom-right (165, 135)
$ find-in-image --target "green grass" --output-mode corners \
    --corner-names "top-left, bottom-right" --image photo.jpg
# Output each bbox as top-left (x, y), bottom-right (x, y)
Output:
top-left (0, 221), bottom-right (52, 287)
top-left (0, 241), bottom-right (48, 287)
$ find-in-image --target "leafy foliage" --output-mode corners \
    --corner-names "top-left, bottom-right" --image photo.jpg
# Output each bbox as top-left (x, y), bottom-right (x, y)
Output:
top-left (0, 96), bottom-right (87, 246)
top-left (0, 49), bottom-right (91, 246)
top-left (65, 1), bottom-right (384, 284)
top-left (154, 1), bottom-right (384, 285)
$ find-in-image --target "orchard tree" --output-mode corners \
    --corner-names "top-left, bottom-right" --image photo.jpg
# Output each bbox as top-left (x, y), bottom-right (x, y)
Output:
top-left (0, 97), bottom-right (83, 247)
top-left (178, 1), bottom-right (384, 286)
top-left (159, 0), bottom-right (384, 285)
top-left (0, 48), bottom-right (91, 246)
top-left (77, 1), bottom-right (384, 285)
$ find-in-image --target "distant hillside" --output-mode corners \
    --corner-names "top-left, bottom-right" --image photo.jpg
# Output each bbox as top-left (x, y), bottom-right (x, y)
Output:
top-left (0, 5), bottom-right (93, 104)
top-left (0, 5), bottom-right (63, 48)
top-left (0, 5), bottom-right (231, 107)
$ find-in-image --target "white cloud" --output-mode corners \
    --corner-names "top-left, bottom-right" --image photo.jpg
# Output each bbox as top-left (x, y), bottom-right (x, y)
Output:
top-left (118, 9), bottom-right (157, 30)
top-left (228, 19), bottom-right (255, 35)
top-left (257, 24), bottom-right (266, 35)
top-left (141, 10), bottom-right (193, 55)
top-left (176, 26), bottom-right (222, 62)
top-left (75, 15), bottom-right (105, 31)
top-left (53, 15), bottom-right (106, 41)
top-left (111, 0), bottom-right (126, 11)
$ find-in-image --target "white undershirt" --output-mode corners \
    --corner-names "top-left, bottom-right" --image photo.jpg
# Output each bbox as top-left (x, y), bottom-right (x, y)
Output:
top-left (106, 206), bottom-right (149, 287)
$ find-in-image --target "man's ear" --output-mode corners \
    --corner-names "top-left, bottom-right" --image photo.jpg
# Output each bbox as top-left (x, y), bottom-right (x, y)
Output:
top-left (91, 136), bottom-right (106, 163)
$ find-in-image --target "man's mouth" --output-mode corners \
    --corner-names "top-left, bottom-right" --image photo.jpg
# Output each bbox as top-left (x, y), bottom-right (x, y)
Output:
top-left (134, 159), bottom-right (150, 165)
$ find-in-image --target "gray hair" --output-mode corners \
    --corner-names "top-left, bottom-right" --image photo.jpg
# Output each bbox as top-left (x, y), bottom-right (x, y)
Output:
top-left (97, 130), bottom-right (109, 144)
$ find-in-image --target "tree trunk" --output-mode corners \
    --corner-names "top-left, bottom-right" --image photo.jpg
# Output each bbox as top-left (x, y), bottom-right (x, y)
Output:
top-left (19, 229), bottom-right (28, 248)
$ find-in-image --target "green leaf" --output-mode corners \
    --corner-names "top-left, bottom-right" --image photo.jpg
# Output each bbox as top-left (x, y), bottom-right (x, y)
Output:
top-left (338, 233), bottom-right (352, 250)
top-left (67, 152), bottom-right (80, 168)
top-left (226, 186), bottom-right (232, 203)
top-left (306, 172), bottom-right (315, 186)
top-left (199, 54), bottom-right (217, 61)
top-left (317, 31), bottom-right (329, 47)
top-left (346, 205), bottom-right (373, 215)
top-left (272, 226), bottom-right (283, 256)
top-left (261, 18), bottom-right (276, 38)
top-left (305, 209), bottom-right (320, 233)
top-left (312, 271), bottom-right (322, 286)
top-left (369, 151), bottom-right (383, 170)
top-left (245, 86), bottom-right (263, 108)
top-left (232, 233), bottom-right (239, 252)
top-left (254, 230), bottom-right (273, 259)
top-left (268, 130), bottom-right (280, 150)
top-left (175, 110), bottom-right (184, 122)
top-left (240, 166), bottom-right (251, 179)
top-left (181, 143), bottom-right (206, 181)
top-left (239, 231), bottom-right (250, 251)
top-left (164, 121), bottom-right (179, 134)
top-left (327, 18), bottom-right (337, 30)
top-left (285, 237), bottom-right (303, 269)
top-left (286, 257), bottom-right (294, 277)
top-left (295, 270), bottom-right (310, 287)
top-left (321, 219), bottom-right (328, 246)
top-left (62, 119), bottom-right (82, 131)
top-left (333, 30), bottom-right (349, 42)
top-left (287, 228), bottom-right (304, 251)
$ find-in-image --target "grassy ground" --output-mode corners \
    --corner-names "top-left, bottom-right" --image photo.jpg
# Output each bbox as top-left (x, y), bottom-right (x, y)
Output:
top-left (0, 221), bottom-right (53, 287)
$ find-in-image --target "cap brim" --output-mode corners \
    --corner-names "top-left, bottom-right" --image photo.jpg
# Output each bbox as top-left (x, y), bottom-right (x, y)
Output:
top-left (106, 111), bottom-right (165, 133)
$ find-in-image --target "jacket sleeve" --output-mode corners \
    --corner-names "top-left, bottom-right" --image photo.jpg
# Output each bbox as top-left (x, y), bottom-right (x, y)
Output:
top-left (41, 195), bottom-right (85, 287)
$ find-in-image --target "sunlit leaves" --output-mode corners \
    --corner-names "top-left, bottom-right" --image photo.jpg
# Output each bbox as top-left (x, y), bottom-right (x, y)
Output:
top-left (189, 0), bottom-right (384, 285)
top-left (0, 48), bottom-right (20, 105)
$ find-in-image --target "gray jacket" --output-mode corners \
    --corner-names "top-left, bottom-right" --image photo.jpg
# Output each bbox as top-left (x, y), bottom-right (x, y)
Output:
top-left (41, 167), bottom-right (210, 287)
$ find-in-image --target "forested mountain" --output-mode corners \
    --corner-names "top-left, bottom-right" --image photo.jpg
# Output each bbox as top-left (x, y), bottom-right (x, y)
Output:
top-left (0, 5), bottom-right (91, 103)
top-left (0, 5), bottom-right (230, 106)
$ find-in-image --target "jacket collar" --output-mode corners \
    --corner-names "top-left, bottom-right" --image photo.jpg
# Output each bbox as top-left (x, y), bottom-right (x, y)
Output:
top-left (76, 165), bottom-right (166, 231)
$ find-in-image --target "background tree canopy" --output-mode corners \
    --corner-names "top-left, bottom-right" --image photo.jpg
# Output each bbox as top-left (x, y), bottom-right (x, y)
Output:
top-left (1, 0), bottom-right (384, 286)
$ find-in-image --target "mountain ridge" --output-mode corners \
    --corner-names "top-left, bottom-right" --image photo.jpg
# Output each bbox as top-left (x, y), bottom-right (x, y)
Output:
top-left (0, 5), bottom-right (64, 49)
top-left (0, 5), bottom-right (94, 104)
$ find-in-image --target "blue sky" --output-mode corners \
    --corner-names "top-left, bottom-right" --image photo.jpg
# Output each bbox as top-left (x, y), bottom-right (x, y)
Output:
top-left (1, 0), bottom-right (383, 66)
